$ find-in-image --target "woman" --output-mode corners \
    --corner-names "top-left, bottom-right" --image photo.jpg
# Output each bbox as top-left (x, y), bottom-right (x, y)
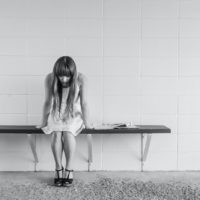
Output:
top-left (37, 56), bottom-right (90, 187)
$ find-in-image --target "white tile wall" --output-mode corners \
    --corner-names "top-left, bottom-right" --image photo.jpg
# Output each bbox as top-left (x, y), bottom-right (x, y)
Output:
top-left (180, 39), bottom-right (200, 57)
top-left (104, 77), bottom-right (140, 95)
top-left (27, 19), bottom-right (65, 37)
top-left (0, 76), bottom-right (27, 94)
top-left (86, 135), bottom-right (103, 171)
top-left (28, 38), bottom-right (64, 56)
top-left (36, 135), bottom-right (55, 171)
top-left (142, 39), bottom-right (178, 57)
top-left (27, 57), bottom-right (56, 75)
top-left (67, 0), bottom-right (102, 18)
top-left (180, 58), bottom-right (200, 76)
top-left (0, 0), bottom-right (200, 171)
top-left (103, 114), bottom-right (140, 125)
top-left (102, 151), bottom-right (141, 170)
top-left (146, 134), bottom-right (177, 152)
top-left (178, 115), bottom-right (200, 134)
top-left (75, 57), bottom-right (103, 76)
top-left (102, 134), bottom-right (141, 170)
top-left (180, 0), bottom-right (200, 18)
top-left (141, 77), bottom-right (177, 95)
top-left (0, 134), bottom-right (34, 171)
top-left (0, 114), bottom-right (26, 125)
top-left (66, 19), bottom-right (102, 37)
top-left (27, 114), bottom-right (42, 125)
top-left (144, 152), bottom-right (177, 171)
top-left (104, 57), bottom-right (139, 76)
top-left (103, 0), bottom-right (140, 18)
top-left (179, 152), bottom-right (200, 170)
top-left (28, 0), bottom-right (66, 18)
top-left (178, 78), bottom-right (200, 95)
top-left (141, 57), bottom-right (178, 77)
top-left (0, 0), bottom-right (29, 18)
top-left (0, 56), bottom-right (29, 75)
top-left (179, 134), bottom-right (200, 152)
top-left (180, 19), bottom-right (200, 38)
top-left (73, 135), bottom-right (90, 170)
top-left (179, 96), bottom-right (200, 114)
top-left (0, 19), bottom-right (27, 37)
top-left (65, 38), bottom-right (102, 57)
top-left (88, 95), bottom-right (103, 123)
top-left (141, 96), bottom-right (177, 115)
top-left (87, 77), bottom-right (102, 96)
top-left (27, 95), bottom-right (44, 115)
top-left (104, 19), bottom-right (140, 37)
top-left (140, 114), bottom-right (177, 134)
top-left (142, 19), bottom-right (178, 38)
top-left (0, 151), bottom-right (34, 171)
top-left (142, 0), bottom-right (179, 19)
top-left (0, 95), bottom-right (27, 114)
top-left (104, 38), bottom-right (139, 56)
top-left (0, 39), bottom-right (28, 56)
top-left (104, 96), bottom-right (140, 118)
top-left (102, 134), bottom-right (140, 152)
top-left (27, 76), bottom-right (45, 95)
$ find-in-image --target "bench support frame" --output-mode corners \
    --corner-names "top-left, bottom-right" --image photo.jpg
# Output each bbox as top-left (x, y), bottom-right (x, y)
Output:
top-left (87, 134), bottom-right (93, 171)
top-left (28, 133), bottom-right (152, 172)
top-left (0, 125), bottom-right (170, 172)
top-left (87, 133), bottom-right (152, 172)
top-left (27, 134), bottom-right (38, 172)
top-left (141, 134), bottom-right (152, 171)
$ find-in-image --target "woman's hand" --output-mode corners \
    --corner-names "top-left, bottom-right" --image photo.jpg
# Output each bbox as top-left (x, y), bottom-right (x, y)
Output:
top-left (84, 122), bottom-right (93, 129)
top-left (36, 122), bottom-right (47, 129)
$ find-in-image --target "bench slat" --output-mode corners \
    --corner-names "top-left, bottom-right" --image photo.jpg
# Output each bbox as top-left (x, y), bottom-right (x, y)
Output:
top-left (0, 125), bottom-right (171, 134)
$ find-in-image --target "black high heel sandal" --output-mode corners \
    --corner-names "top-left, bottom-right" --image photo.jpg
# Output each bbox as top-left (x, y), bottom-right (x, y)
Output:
top-left (54, 167), bottom-right (63, 187)
top-left (62, 169), bottom-right (74, 187)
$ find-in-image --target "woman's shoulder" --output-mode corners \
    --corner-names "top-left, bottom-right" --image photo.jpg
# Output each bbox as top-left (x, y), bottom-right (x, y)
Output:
top-left (45, 72), bottom-right (54, 87)
top-left (77, 72), bottom-right (87, 87)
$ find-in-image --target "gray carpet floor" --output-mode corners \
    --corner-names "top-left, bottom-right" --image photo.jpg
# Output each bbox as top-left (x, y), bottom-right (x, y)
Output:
top-left (0, 171), bottom-right (200, 200)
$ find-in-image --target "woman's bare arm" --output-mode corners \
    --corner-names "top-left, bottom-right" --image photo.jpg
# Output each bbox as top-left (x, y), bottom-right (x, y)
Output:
top-left (79, 73), bottom-right (91, 128)
top-left (37, 73), bottom-right (53, 128)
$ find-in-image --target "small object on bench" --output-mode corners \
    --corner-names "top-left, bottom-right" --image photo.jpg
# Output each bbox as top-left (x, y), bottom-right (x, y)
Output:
top-left (0, 125), bottom-right (171, 172)
top-left (91, 123), bottom-right (128, 130)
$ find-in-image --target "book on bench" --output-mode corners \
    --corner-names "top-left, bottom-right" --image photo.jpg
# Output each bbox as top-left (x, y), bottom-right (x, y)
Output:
top-left (93, 123), bottom-right (136, 130)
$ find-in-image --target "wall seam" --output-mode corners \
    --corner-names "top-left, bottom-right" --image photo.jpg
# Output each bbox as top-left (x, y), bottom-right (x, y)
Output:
top-left (101, 0), bottom-right (104, 170)
top-left (177, 0), bottom-right (181, 171)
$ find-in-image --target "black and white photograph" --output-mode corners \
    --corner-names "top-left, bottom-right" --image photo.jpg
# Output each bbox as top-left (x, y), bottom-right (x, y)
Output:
top-left (0, 0), bottom-right (199, 199)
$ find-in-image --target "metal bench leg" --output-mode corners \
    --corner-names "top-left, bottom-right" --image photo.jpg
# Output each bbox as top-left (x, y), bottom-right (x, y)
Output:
top-left (27, 134), bottom-right (39, 172)
top-left (87, 134), bottom-right (93, 171)
top-left (141, 134), bottom-right (144, 171)
top-left (143, 134), bottom-right (152, 162)
top-left (141, 134), bottom-right (152, 172)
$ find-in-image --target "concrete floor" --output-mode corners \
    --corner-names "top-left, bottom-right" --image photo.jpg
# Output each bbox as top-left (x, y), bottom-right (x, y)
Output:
top-left (0, 171), bottom-right (200, 186)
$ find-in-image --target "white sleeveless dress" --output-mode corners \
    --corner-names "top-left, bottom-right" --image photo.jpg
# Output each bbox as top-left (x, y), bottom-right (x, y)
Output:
top-left (42, 81), bottom-right (85, 136)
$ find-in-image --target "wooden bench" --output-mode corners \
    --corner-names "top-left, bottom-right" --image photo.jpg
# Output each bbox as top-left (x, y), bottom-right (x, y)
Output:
top-left (0, 125), bottom-right (171, 171)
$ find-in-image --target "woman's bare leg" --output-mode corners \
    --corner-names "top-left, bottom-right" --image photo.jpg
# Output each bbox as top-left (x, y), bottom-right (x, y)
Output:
top-left (51, 131), bottom-right (63, 171)
top-left (62, 132), bottom-right (76, 178)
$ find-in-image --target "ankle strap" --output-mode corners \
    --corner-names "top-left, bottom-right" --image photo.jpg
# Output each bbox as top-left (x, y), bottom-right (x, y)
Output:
top-left (65, 169), bottom-right (74, 172)
top-left (56, 167), bottom-right (63, 171)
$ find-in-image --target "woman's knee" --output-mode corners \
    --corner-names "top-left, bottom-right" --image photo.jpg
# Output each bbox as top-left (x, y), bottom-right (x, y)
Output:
top-left (63, 131), bottom-right (74, 138)
top-left (62, 132), bottom-right (76, 143)
top-left (51, 131), bottom-right (63, 142)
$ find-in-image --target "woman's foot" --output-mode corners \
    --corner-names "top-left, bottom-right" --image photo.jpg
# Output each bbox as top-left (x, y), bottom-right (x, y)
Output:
top-left (62, 169), bottom-right (74, 187)
top-left (54, 167), bottom-right (63, 187)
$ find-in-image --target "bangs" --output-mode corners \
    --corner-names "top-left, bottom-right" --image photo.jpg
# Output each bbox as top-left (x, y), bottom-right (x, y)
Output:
top-left (55, 62), bottom-right (71, 77)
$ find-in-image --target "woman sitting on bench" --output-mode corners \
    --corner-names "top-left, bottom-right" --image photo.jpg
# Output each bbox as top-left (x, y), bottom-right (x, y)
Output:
top-left (37, 56), bottom-right (90, 187)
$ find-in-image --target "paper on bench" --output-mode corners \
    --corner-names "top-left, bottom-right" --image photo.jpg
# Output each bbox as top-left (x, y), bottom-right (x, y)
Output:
top-left (93, 124), bottom-right (117, 129)
top-left (41, 126), bottom-right (53, 134)
top-left (93, 123), bottom-right (136, 130)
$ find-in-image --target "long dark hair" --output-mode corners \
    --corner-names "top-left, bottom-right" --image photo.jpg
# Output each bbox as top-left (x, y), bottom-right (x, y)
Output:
top-left (51, 56), bottom-right (78, 118)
